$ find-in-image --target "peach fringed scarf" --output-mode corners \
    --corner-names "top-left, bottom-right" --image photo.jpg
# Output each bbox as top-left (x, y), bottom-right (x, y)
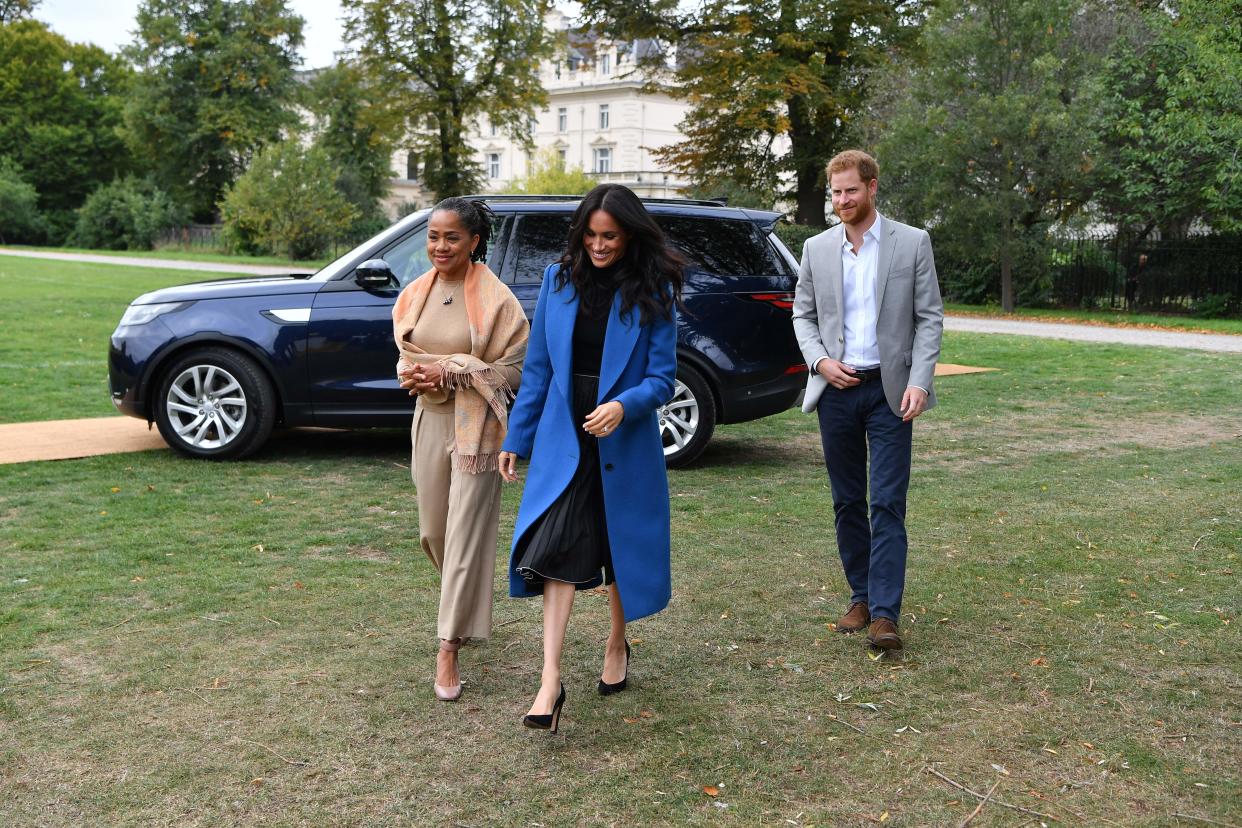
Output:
top-left (392, 262), bottom-right (529, 473)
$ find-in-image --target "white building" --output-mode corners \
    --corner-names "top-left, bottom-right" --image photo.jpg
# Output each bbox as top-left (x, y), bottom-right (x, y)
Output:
top-left (381, 9), bottom-right (692, 215)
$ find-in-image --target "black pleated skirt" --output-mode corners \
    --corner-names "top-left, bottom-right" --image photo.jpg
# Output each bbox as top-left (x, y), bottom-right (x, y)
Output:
top-left (513, 373), bottom-right (615, 592)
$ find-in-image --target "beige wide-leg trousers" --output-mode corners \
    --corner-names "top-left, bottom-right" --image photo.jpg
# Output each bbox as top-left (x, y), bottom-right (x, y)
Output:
top-left (411, 404), bottom-right (501, 642)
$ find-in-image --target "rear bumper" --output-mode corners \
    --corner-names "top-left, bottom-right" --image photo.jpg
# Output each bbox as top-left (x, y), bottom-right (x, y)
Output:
top-left (717, 368), bottom-right (805, 424)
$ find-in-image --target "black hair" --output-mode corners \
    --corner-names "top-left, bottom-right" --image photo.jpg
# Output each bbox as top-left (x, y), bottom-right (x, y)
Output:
top-left (557, 184), bottom-right (685, 326)
top-left (430, 197), bottom-right (494, 262)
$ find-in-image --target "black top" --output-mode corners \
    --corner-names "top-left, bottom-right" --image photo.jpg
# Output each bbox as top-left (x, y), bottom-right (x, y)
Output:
top-left (572, 263), bottom-right (618, 377)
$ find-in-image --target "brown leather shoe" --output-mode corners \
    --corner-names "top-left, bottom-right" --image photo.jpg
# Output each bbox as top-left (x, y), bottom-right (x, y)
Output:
top-left (836, 601), bottom-right (870, 633)
top-left (867, 617), bottom-right (902, 649)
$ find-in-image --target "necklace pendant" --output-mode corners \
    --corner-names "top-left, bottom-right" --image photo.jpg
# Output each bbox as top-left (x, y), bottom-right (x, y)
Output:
top-left (442, 296), bottom-right (453, 305)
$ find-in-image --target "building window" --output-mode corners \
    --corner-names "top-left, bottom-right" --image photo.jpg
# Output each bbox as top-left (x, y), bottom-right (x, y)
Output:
top-left (557, 149), bottom-right (567, 168)
top-left (600, 53), bottom-right (611, 75)
top-left (488, 153), bottom-right (501, 179)
top-left (406, 151), bottom-right (419, 181)
top-left (557, 107), bottom-right (567, 132)
top-left (553, 60), bottom-right (561, 79)
top-left (599, 104), bottom-right (609, 130)
top-left (593, 147), bottom-right (612, 174)
top-left (490, 122), bottom-right (499, 137)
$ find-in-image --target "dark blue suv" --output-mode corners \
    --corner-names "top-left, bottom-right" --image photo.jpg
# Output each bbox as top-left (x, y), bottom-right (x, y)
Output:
top-left (109, 196), bottom-right (806, 467)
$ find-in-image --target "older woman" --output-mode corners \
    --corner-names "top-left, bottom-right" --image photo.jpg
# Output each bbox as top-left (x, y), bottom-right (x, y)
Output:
top-left (499, 184), bottom-right (683, 732)
top-left (393, 197), bottom-right (528, 701)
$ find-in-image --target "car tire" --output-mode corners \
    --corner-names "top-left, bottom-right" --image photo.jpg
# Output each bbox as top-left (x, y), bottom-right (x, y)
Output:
top-left (661, 363), bottom-right (716, 469)
top-left (153, 347), bottom-right (277, 460)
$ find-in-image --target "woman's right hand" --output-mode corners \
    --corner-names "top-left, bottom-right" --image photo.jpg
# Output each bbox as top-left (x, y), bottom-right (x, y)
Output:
top-left (498, 451), bottom-right (520, 482)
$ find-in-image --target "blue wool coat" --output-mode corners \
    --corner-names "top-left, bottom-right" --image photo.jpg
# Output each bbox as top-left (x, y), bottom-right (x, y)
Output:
top-left (502, 263), bottom-right (677, 622)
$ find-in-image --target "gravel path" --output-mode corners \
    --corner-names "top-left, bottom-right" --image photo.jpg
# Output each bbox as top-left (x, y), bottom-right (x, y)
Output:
top-left (0, 247), bottom-right (312, 276)
top-left (944, 316), bottom-right (1242, 353)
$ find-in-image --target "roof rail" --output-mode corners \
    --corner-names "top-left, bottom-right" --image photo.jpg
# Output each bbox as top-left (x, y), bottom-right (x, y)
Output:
top-left (461, 194), bottom-right (728, 208)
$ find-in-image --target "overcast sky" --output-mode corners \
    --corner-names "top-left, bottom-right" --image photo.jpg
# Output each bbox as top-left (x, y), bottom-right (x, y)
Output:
top-left (35, 0), bottom-right (350, 69)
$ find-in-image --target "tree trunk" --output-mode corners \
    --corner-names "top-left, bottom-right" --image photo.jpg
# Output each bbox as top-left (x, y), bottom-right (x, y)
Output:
top-left (1000, 219), bottom-right (1015, 312)
top-left (795, 165), bottom-right (827, 226)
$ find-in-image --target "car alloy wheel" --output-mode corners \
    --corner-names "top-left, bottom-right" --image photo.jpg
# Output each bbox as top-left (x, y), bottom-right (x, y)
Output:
top-left (153, 346), bottom-right (277, 460)
top-left (660, 363), bottom-right (716, 468)
top-left (660, 380), bottom-right (699, 456)
top-left (164, 364), bottom-right (248, 450)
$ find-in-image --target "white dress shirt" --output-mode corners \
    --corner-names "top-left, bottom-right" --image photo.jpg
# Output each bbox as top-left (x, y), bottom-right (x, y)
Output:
top-left (839, 213), bottom-right (882, 370)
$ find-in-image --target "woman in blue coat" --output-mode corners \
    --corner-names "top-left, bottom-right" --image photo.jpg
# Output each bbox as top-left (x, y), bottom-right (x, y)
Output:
top-left (498, 184), bottom-right (682, 733)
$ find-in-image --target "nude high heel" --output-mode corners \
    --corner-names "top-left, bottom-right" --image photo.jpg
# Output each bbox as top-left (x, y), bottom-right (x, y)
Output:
top-left (434, 638), bottom-right (463, 701)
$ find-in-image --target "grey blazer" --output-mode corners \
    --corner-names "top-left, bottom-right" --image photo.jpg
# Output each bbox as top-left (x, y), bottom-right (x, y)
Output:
top-left (791, 216), bottom-right (944, 416)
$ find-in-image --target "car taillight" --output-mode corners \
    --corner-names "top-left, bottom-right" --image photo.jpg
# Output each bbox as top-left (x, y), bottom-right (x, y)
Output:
top-left (784, 364), bottom-right (808, 374)
top-left (741, 292), bottom-right (795, 310)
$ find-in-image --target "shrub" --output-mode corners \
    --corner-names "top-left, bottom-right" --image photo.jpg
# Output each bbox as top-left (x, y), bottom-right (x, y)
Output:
top-left (69, 178), bottom-right (184, 250)
top-left (0, 156), bottom-right (46, 244)
top-left (501, 148), bottom-right (596, 196)
top-left (220, 141), bottom-right (358, 261)
top-left (1190, 293), bottom-right (1238, 319)
top-left (773, 222), bottom-right (827, 257)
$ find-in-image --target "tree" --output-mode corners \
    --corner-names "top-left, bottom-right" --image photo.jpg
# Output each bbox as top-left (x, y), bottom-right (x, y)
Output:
top-left (578, 0), bottom-right (928, 225)
top-left (220, 141), bottom-right (359, 260)
top-left (0, 0), bottom-right (40, 23)
top-left (342, 0), bottom-right (555, 199)
top-left (122, 0), bottom-right (304, 222)
top-left (1093, 0), bottom-right (1242, 239)
top-left (300, 62), bottom-right (402, 236)
top-left (868, 0), bottom-right (1107, 311)
top-left (0, 20), bottom-right (133, 241)
top-left (0, 156), bottom-right (44, 243)
top-left (501, 147), bottom-right (596, 195)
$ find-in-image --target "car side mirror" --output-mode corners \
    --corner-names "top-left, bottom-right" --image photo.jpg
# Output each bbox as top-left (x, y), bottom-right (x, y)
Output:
top-left (355, 259), bottom-right (397, 290)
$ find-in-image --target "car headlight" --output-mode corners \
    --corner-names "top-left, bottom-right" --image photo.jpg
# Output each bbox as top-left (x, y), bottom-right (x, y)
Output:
top-left (117, 301), bottom-right (191, 327)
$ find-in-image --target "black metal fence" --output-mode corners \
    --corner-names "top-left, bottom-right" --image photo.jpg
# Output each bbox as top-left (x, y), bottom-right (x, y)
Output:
top-left (158, 223), bottom-right (221, 250)
top-left (1050, 233), bottom-right (1242, 315)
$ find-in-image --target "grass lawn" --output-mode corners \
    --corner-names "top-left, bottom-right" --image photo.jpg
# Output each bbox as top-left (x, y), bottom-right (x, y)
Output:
top-left (0, 256), bottom-right (264, 423)
top-left (1, 260), bottom-right (1239, 826)
top-left (2, 244), bottom-right (332, 271)
top-left (945, 302), bottom-right (1242, 336)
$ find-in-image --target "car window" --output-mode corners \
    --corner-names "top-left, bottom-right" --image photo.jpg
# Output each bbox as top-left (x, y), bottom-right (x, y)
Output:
top-left (657, 216), bottom-right (785, 277)
top-left (378, 214), bottom-right (509, 288)
top-left (510, 214), bottom-right (571, 284)
top-left (380, 224), bottom-right (432, 288)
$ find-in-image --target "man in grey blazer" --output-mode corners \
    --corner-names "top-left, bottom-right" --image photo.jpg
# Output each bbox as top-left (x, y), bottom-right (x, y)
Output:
top-left (791, 150), bottom-right (943, 650)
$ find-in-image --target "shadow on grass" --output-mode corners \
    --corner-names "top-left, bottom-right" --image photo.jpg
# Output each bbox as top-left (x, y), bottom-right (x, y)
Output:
top-left (685, 432), bottom-right (820, 470)
top-left (250, 427), bottom-right (409, 464)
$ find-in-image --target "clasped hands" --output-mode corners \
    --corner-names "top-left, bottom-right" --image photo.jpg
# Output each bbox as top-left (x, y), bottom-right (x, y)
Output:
top-left (398, 362), bottom-right (445, 396)
top-left (816, 358), bottom-right (927, 421)
top-left (499, 401), bottom-right (625, 483)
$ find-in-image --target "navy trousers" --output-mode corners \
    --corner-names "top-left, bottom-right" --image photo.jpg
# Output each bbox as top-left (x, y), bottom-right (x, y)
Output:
top-left (816, 378), bottom-right (913, 622)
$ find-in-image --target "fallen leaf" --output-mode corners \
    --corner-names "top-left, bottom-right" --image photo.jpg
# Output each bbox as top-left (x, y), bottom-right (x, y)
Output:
top-left (110, 487), bottom-right (120, 493)
top-left (879, 811), bottom-right (889, 822)
top-left (623, 716), bottom-right (640, 724)
top-left (250, 778), bottom-right (264, 787)
top-left (1030, 657), bottom-right (1048, 667)
top-left (702, 785), bottom-right (719, 796)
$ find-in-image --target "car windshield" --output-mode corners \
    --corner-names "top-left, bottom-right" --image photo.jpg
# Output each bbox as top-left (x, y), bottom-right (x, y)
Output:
top-left (308, 209), bottom-right (432, 282)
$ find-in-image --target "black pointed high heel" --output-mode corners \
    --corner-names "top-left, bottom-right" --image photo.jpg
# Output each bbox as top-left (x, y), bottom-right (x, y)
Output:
top-left (597, 641), bottom-right (630, 696)
top-left (523, 683), bottom-right (566, 733)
